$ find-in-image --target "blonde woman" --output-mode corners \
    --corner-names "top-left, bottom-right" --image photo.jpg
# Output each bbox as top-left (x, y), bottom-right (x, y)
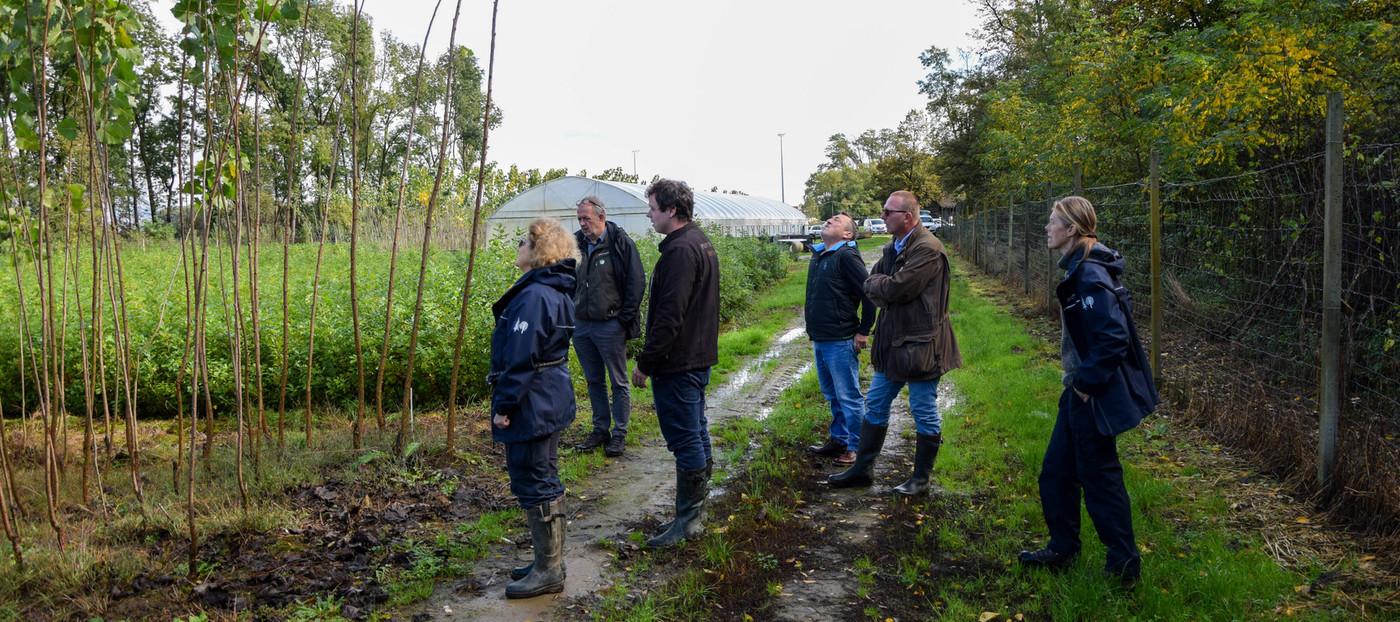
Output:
top-left (488, 218), bottom-right (580, 598)
top-left (1018, 196), bottom-right (1159, 587)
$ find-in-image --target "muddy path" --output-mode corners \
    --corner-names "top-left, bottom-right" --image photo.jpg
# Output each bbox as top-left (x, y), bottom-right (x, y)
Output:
top-left (405, 248), bottom-right (936, 621)
top-left (408, 321), bottom-right (827, 621)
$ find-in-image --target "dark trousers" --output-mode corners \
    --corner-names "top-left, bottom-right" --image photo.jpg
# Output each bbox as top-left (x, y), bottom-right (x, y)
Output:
top-left (1039, 388), bottom-right (1141, 575)
top-left (651, 368), bottom-right (714, 471)
top-left (574, 319), bottom-right (631, 435)
top-left (505, 431), bottom-right (564, 509)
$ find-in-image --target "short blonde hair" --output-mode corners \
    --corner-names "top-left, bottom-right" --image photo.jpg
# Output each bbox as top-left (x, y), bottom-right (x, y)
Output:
top-left (523, 218), bottom-right (580, 269)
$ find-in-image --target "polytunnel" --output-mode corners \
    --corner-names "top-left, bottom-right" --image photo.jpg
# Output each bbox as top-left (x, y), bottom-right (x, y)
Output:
top-left (486, 176), bottom-right (807, 239)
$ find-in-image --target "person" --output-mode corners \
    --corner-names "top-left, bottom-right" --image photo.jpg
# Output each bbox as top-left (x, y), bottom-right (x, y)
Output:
top-left (571, 196), bottom-right (647, 458)
top-left (630, 178), bottom-right (720, 548)
top-left (803, 212), bottom-right (876, 466)
top-left (488, 218), bottom-right (579, 599)
top-left (1018, 196), bottom-right (1159, 587)
top-left (829, 190), bottom-right (961, 495)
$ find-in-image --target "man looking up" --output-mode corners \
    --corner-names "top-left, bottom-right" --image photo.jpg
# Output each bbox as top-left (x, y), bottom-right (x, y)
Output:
top-left (804, 212), bottom-right (876, 466)
top-left (572, 196), bottom-right (647, 458)
top-left (829, 191), bottom-right (962, 496)
top-left (631, 179), bottom-right (720, 548)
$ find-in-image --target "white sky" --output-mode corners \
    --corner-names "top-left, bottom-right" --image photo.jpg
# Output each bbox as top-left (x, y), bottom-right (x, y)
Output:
top-left (161, 0), bottom-right (984, 205)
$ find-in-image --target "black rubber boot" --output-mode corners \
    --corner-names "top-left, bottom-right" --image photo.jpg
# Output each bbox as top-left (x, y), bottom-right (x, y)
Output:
top-left (893, 433), bottom-right (942, 496)
top-left (647, 465), bottom-right (709, 547)
top-left (506, 497), bottom-right (566, 599)
top-left (828, 421), bottom-right (887, 488)
top-left (656, 458), bottom-right (710, 534)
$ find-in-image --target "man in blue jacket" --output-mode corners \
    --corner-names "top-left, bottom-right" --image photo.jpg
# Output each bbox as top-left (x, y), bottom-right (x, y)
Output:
top-left (631, 178), bottom-right (720, 548)
top-left (572, 196), bottom-right (647, 457)
top-left (804, 212), bottom-right (875, 465)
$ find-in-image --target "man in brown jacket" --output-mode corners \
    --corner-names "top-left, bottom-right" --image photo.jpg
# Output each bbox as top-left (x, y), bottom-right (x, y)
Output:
top-left (829, 190), bottom-right (962, 495)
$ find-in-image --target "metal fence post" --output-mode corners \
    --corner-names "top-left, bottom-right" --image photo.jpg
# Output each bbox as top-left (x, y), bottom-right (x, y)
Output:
top-left (1150, 150), bottom-right (1162, 384)
top-left (1319, 92), bottom-right (1344, 487)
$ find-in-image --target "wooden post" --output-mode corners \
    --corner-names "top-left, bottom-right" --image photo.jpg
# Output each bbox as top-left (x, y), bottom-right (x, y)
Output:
top-left (1319, 92), bottom-right (1344, 488)
top-left (1149, 150), bottom-right (1162, 384)
top-left (1073, 162), bottom-right (1083, 195)
top-left (1045, 183), bottom-right (1055, 311)
top-left (1007, 192), bottom-right (1015, 280)
top-left (1023, 198), bottom-right (1031, 295)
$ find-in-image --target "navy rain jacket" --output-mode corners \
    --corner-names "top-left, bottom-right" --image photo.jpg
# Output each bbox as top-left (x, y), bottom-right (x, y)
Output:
top-left (1056, 244), bottom-right (1160, 436)
top-left (488, 259), bottom-right (578, 444)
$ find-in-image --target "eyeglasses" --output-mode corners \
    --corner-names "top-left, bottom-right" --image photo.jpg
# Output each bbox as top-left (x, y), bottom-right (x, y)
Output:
top-left (518, 238), bottom-right (528, 248)
top-left (881, 208), bottom-right (909, 216)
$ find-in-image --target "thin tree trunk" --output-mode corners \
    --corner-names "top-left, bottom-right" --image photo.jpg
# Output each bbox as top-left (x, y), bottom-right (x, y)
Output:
top-left (397, 0), bottom-right (465, 455)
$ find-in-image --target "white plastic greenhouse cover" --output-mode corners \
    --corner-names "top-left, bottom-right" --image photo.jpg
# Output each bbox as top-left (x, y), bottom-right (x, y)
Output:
top-left (486, 176), bottom-right (806, 239)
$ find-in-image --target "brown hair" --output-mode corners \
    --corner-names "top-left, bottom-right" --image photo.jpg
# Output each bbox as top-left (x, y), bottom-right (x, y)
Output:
top-left (837, 211), bottom-right (857, 238)
top-left (646, 179), bottom-right (695, 221)
top-left (1052, 195), bottom-right (1099, 261)
top-left (523, 218), bottom-right (580, 269)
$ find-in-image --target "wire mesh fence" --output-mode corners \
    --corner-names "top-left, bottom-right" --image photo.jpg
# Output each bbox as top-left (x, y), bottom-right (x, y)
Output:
top-left (949, 141), bottom-right (1400, 534)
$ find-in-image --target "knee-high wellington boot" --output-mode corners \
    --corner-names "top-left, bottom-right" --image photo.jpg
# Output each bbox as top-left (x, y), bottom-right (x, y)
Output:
top-left (893, 433), bottom-right (942, 495)
top-left (506, 496), bottom-right (566, 598)
top-left (828, 421), bottom-right (888, 488)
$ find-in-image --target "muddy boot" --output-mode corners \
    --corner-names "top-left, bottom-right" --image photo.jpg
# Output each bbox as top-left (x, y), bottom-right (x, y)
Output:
top-left (893, 433), bottom-right (941, 496)
top-left (647, 465), bottom-right (709, 548)
top-left (828, 421), bottom-right (887, 488)
top-left (506, 496), bottom-right (566, 599)
top-left (656, 458), bottom-right (711, 533)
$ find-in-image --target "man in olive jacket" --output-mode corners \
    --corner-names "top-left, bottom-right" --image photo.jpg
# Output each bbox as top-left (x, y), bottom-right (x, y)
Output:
top-left (829, 190), bottom-right (962, 495)
top-left (630, 178), bottom-right (720, 548)
top-left (572, 196), bottom-right (647, 458)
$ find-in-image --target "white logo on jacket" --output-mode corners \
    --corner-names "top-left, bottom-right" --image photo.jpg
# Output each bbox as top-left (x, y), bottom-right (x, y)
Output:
top-left (1084, 295), bottom-right (1095, 310)
top-left (513, 319), bottom-right (529, 333)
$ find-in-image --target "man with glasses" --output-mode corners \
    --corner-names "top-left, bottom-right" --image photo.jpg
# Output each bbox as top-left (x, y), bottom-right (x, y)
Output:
top-left (572, 196), bottom-right (647, 457)
top-left (804, 212), bottom-right (876, 466)
top-left (829, 191), bottom-right (962, 496)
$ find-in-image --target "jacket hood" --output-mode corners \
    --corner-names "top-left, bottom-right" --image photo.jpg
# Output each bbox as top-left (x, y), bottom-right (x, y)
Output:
top-left (1062, 242), bottom-right (1124, 278)
top-left (495, 258), bottom-right (577, 316)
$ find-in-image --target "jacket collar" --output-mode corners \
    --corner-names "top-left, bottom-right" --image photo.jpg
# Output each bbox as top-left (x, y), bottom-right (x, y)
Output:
top-left (493, 258), bottom-right (578, 316)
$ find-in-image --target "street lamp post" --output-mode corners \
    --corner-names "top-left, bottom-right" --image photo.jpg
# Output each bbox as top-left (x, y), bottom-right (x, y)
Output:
top-left (777, 133), bottom-right (786, 203)
top-left (632, 150), bottom-right (639, 180)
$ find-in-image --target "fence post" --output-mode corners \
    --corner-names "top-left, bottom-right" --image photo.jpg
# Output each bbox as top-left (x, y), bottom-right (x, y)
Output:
top-left (1319, 92), bottom-right (1344, 488)
top-left (1007, 192), bottom-right (1015, 280)
top-left (1073, 162), bottom-right (1083, 196)
top-left (1045, 183), bottom-right (1055, 311)
top-left (1023, 198), bottom-right (1031, 295)
top-left (1149, 150), bottom-right (1162, 384)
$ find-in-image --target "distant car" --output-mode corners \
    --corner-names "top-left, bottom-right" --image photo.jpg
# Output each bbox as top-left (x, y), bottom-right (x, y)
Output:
top-left (863, 218), bottom-right (887, 234)
top-left (920, 214), bottom-right (937, 232)
top-left (806, 224), bottom-right (823, 239)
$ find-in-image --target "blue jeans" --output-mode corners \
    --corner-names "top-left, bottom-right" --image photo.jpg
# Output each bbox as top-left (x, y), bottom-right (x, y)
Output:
top-left (504, 431), bottom-right (563, 509)
top-left (651, 368), bottom-right (714, 471)
top-left (813, 339), bottom-right (864, 450)
top-left (864, 371), bottom-right (942, 435)
top-left (1039, 388), bottom-right (1140, 575)
top-left (574, 319), bottom-right (631, 435)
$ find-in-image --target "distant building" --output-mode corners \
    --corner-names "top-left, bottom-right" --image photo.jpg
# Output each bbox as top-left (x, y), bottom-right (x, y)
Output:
top-left (487, 176), bottom-right (806, 239)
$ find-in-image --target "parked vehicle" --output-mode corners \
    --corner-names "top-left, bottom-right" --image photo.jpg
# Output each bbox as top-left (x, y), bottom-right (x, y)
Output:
top-left (806, 224), bottom-right (824, 239)
top-left (920, 214), bottom-right (937, 232)
top-left (863, 218), bottom-right (887, 234)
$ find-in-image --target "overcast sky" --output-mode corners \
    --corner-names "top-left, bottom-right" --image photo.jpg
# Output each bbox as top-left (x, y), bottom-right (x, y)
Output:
top-left (162, 0), bottom-right (984, 205)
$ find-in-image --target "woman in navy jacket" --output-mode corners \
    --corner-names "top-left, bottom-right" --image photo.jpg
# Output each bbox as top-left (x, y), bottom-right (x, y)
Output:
top-left (489, 218), bottom-right (579, 599)
top-left (1018, 196), bottom-right (1159, 586)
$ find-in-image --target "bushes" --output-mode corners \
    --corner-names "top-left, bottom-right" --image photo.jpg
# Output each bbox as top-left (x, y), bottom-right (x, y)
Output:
top-left (0, 230), bottom-right (792, 418)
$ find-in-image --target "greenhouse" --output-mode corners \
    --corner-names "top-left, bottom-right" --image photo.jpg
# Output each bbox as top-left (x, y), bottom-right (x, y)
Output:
top-left (487, 176), bottom-right (807, 239)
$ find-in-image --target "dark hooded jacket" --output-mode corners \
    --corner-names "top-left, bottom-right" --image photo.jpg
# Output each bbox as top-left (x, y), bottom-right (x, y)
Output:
top-left (488, 259), bottom-right (578, 444)
top-left (864, 225), bottom-right (962, 382)
top-left (574, 221), bottom-right (647, 339)
top-left (1056, 243), bottom-right (1160, 437)
top-left (636, 222), bottom-right (720, 377)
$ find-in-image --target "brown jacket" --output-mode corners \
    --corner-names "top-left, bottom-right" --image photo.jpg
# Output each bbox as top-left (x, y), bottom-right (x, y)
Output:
top-left (864, 226), bottom-right (962, 382)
